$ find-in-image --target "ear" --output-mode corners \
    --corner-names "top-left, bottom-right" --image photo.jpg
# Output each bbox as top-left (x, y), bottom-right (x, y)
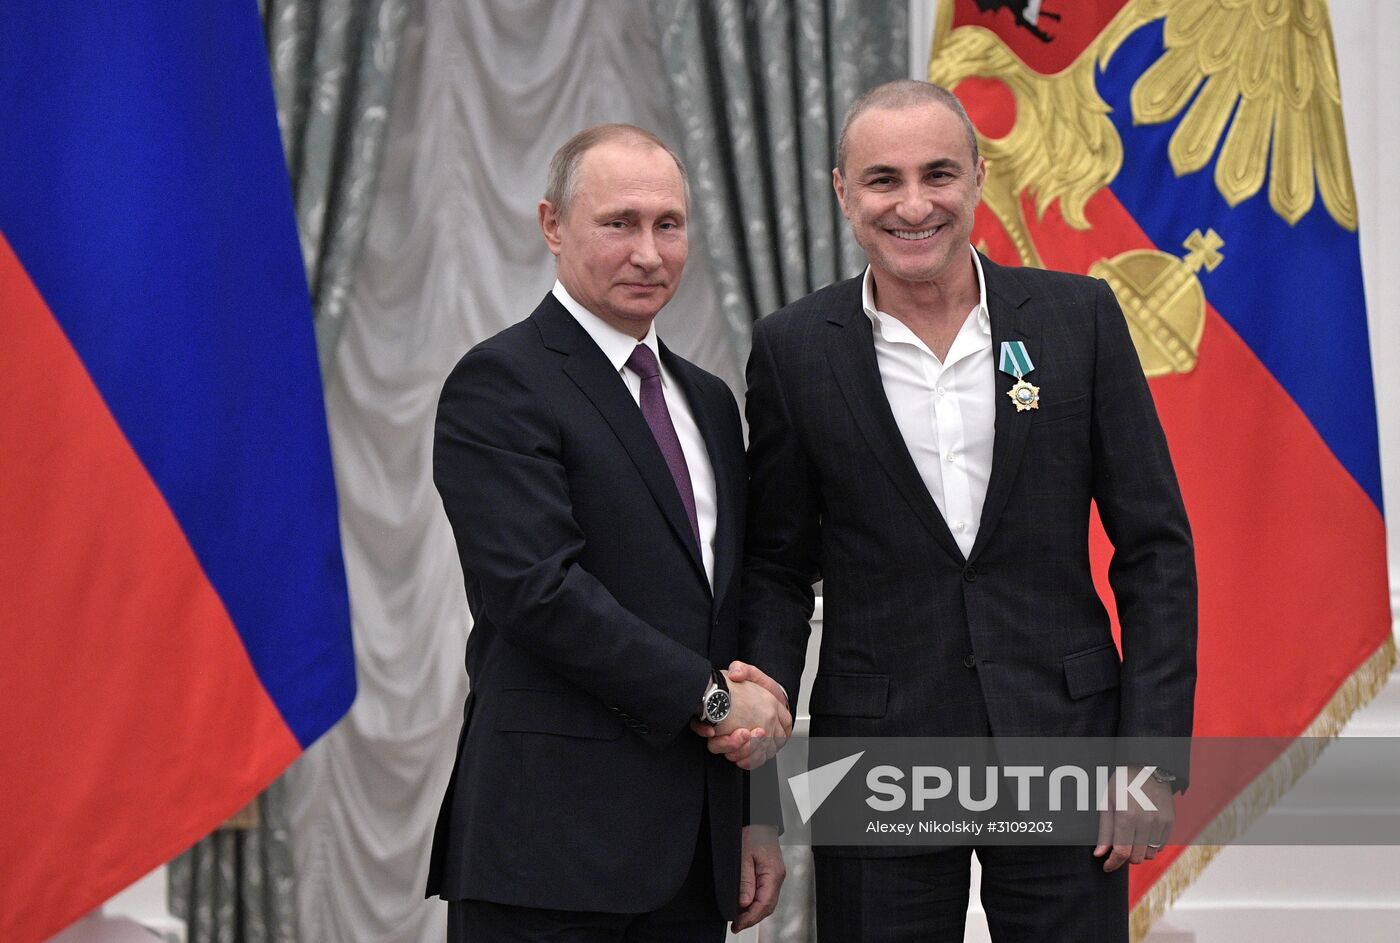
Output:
top-left (973, 156), bottom-right (987, 197)
top-left (832, 167), bottom-right (850, 218)
top-left (539, 200), bottom-right (563, 257)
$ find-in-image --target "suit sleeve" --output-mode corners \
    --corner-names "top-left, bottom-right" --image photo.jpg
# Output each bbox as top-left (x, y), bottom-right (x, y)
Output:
top-left (1089, 279), bottom-right (1198, 782)
top-left (434, 346), bottom-right (711, 747)
top-left (740, 319), bottom-right (821, 705)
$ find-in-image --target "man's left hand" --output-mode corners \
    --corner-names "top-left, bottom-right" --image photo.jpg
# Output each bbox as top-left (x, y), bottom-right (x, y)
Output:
top-left (1093, 765), bottom-right (1175, 871)
top-left (732, 825), bottom-right (784, 932)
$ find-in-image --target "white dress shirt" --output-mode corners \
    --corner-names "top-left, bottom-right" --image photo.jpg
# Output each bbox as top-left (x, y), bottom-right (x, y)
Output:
top-left (861, 247), bottom-right (994, 558)
top-left (552, 281), bottom-right (718, 587)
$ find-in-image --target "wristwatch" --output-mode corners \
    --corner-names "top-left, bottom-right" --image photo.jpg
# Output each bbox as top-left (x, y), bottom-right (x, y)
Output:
top-left (697, 669), bottom-right (731, 725)
top-left (1149, 767), bottom-right (1178, 786)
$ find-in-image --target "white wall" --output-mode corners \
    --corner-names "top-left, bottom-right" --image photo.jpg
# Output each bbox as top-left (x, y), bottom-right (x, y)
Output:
top-left (1335, 0), bottom-right (1400, 619)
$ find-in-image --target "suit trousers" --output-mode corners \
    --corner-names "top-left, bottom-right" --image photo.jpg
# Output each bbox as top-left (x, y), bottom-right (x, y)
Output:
top-left (814, 845), bottom-right (1127, 943)
top-left (446, 809), bottom-right (725, 943)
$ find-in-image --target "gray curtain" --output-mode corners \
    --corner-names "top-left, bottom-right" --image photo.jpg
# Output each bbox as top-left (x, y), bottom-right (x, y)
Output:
top-left (264, 0), bottom-right (409, 373)
top-left (650, 0), bottom-right (908, 347)
top-left (169, 2), bottom-right (407, 940)
top-left (168, 782), bottom-right (299, 943)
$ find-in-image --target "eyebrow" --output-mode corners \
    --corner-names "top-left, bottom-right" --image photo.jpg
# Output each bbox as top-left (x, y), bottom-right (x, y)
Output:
top-left (859, 157), bottom-right (962, 177)
top-left (594, 207), bottom-right (639, 221)
top-left (592, 205), bottom-right (686, 220)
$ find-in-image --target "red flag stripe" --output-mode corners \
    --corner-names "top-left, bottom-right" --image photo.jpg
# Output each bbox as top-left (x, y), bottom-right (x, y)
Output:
top-left (0, 233), bottom-right (302, 942)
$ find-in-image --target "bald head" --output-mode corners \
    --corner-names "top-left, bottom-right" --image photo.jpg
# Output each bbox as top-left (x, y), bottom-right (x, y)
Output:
top-left (837, 80), bottom-right (979, 174)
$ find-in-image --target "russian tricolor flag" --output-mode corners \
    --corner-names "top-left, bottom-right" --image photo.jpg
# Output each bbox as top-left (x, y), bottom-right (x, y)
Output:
top-left (1, 7), bottom-right (356, 941)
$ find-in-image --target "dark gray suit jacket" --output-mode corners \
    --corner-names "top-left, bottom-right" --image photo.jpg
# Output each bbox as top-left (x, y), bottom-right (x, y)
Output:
top-left (742, 257), bottom-right (1196, 794)
top-left (427, 293), bottom-right (749, 915)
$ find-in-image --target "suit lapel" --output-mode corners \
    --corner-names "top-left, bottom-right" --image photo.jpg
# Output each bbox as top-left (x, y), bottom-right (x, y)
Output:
top-left (823, 280), bottom-right (966, 564)
top-left (664, 345), bottom-right (739, 610)
top-left (532, 296), bottom-right (708, 587)
top-left (969, 257), bottom-right (1037, 562)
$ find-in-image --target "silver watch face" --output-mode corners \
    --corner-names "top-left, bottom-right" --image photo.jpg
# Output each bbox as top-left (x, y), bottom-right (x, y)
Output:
top-left (705, 690), bottom-right (731, 723)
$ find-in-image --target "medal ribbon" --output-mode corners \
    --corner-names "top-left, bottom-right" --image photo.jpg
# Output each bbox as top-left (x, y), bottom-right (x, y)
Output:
top-left (998, 340), bottom-right (1034, 378)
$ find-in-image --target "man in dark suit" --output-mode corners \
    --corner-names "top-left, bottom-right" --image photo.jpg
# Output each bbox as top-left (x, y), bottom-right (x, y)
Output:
top-left (427, 124), bottom-right (787, 942)
top-left (732, 80), bottom-right (1197, 940)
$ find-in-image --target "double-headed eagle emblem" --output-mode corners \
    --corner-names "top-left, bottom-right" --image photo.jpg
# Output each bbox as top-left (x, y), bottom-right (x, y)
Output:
top-left (931, 0), bottom-right (1357, 376)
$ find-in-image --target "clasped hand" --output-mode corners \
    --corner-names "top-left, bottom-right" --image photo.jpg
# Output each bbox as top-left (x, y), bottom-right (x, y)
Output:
top-left (690, 661), bottom-right (791, 769)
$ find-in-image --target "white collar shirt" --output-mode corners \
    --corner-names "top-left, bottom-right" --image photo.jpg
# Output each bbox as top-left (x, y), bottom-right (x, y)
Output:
top-left (552, 280), bottom-right (717, 586)
top-left (861, 247), bottom-right (994, 559)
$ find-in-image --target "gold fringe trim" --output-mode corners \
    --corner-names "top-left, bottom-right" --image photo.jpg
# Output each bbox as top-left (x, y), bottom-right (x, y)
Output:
top-left (1130, 636), bottom-right (1397, 941)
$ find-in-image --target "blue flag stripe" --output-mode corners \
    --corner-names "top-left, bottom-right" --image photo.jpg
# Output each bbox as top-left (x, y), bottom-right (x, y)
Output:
top-left (0, 5), bottom-right (355, 745)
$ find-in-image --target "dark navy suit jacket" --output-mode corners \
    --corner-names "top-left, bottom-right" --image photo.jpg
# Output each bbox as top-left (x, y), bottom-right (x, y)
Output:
top-left (741, 256), bottom-right (1197, 857)
top-left (427, 293), bottom-right (749, 915)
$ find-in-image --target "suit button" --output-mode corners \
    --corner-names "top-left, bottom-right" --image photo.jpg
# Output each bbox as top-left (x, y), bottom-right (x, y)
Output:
top-left (963, 653), bottom-right (977, 668)
top-left (963, 565), bottom-right (978, 582)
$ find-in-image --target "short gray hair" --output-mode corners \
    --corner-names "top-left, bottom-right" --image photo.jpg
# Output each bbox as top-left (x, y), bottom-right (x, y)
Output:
top-left (836, 79), bottom-right (980, 174)
top-left (543, 123), bottom-right (691, 217)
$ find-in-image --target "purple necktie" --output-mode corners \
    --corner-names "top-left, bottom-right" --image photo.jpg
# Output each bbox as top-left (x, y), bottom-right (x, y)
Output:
top-left (625, 344), bottom-right (701, 548)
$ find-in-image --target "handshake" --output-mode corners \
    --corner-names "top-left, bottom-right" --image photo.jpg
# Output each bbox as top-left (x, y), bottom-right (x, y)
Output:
top-left (690, 661), bottom-right (791, 770)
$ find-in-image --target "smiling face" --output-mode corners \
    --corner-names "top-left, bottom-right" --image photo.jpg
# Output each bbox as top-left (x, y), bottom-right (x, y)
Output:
top-left (539, 140), bottom-right (688, 339)
top-left (834, 101), bottom-right (986, 295)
